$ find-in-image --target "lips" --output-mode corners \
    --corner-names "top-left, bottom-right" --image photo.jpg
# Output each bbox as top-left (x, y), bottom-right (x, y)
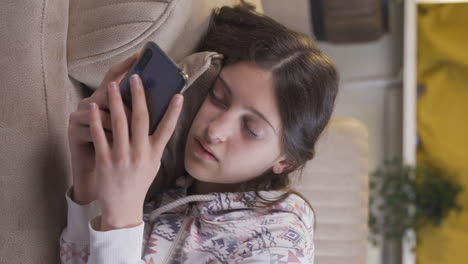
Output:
top-left (195, 138), bottom-right (219, 161)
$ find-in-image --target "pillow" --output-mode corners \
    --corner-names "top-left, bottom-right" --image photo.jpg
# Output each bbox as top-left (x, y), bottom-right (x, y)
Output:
top-left (144, 51), bottom-right (224, 203)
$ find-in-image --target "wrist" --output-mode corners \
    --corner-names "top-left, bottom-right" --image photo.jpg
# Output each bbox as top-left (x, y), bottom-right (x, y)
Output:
top-left (71, 185), bottom-right (97, 205)
top-left (72, 177), bottom-right (97, 205)
top-left (100, 214), bottom-right (143, 231)
top-left (71, 162), bottom-right (95, 179)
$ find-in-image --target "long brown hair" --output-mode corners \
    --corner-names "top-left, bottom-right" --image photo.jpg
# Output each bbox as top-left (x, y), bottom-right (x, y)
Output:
top-left (196, 2), bottom-right (339, 211)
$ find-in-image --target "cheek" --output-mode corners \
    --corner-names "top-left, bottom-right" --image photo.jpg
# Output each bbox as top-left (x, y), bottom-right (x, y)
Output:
top-left (221, 145), bottom-right (278, 181)
top-left (189, 98), bottom-right (214, 132)
top-left (228, 141), bottom-right (279, 169)
top-left (195, 97), bottom-right (219, 122)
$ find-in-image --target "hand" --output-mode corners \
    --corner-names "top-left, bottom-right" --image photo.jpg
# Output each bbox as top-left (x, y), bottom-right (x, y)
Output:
top-left (88, 74), bottom-right (184, 231)
top-left (68, 53), bottom-right (138, 204)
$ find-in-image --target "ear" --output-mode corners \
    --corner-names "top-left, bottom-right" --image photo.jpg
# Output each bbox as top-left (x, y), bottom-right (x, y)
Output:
top-left (272, 159), bottom-right (293, 174)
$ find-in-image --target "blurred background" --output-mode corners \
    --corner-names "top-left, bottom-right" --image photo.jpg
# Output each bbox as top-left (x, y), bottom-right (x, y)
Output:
top-left (254, 0), bottom-right (468, 263)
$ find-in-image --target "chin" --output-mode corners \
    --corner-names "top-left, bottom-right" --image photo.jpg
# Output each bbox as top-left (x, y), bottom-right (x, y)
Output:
top-left (183, 150), bottom-right (207, 182)
top-left (184, 156), bottom-right (225, 185)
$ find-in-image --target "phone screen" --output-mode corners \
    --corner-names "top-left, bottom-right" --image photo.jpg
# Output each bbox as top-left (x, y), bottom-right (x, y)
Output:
top-left (119, 41), bottom-right (187, 135)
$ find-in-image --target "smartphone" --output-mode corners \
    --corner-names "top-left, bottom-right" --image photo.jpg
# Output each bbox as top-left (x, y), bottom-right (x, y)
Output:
top-left (119, 41), bottom-right (188, 135)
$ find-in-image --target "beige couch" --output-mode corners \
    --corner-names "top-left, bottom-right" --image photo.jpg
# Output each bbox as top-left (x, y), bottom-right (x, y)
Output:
top-left (0, 0), bottom-right (369, 263)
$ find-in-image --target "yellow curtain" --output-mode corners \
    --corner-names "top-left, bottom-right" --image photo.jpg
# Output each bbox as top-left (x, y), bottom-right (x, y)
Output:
top-left (416, 3), bottom-right (468, 264)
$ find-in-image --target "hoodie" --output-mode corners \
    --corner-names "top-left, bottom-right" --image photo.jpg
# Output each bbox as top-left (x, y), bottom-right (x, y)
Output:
top-left (60, 175), bottom-right (315, 263)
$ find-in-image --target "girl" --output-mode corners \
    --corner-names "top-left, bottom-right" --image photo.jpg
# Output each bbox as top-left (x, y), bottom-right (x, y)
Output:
top-left (61, 3), bottom-right (338, 264)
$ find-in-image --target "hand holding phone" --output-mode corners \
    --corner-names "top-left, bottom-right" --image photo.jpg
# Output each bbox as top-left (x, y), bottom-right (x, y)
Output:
top-left (88, 64), bottom-right (185, 231)
top-left (119, 41), bottom-right (188, 135)
top-left (68, 53), bottom-right (140, 205)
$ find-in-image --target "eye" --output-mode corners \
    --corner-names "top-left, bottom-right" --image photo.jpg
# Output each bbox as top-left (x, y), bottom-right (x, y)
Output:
top-left (244, 122), bottom-right (259, 138)
top-left (209, 85), bottom-right (260, 139)
top-left (208, 87), bottom-right (225, 107)
top-left (243, 119), bottom-right (261, 139)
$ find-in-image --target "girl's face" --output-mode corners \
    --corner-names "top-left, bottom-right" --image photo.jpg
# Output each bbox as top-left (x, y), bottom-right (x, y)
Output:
top-left (183, 61), bottom-right (290, 192)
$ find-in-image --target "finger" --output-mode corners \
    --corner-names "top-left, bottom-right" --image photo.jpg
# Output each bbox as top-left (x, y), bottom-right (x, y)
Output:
top-left (69, 125), bottom-right (113, 143)
top-left (88, 52), bottom-right (140, 111)
top-left (108, 81), bottom-right (130, 158)
top-left (88, 103), bottom-right (111, 162)
top-left (78, 97), bottom-right (132, 128)
top-left (101, 52), bottom-right (140, 86)
top-left (129, 74), bottom-right (150, 151)
top-left (71, 110), bottom-right (113, 132)
top-left (78, 94), bottom-right (109, 112)
top-left (150, 94), bottom-right (184, 158)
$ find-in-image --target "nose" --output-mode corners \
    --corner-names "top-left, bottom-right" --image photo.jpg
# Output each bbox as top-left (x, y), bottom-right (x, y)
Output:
top-left (204, 111), bottom-right (235, 144)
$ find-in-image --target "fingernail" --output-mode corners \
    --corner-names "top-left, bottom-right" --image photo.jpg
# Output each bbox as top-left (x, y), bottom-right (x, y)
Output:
top-left (174, 94), bottom-right (183, 105)
top-left (131, 74), bottom-right (139, 84)
top-left (109, 82), bottom-right (117, 91)
top-left (89, 102), bottom-right (96, 110)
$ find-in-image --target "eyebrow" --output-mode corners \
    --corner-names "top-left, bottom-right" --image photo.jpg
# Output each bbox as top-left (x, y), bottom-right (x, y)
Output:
top-left (218, 76), bottom-right (277, 134)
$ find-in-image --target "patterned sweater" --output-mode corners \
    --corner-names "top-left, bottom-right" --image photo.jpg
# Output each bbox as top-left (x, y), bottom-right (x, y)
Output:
top-left (60, 176), bottom-right (315, 263)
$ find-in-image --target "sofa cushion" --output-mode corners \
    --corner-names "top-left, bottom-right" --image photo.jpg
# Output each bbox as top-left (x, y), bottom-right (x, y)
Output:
top-left (0, 0), bottom-right (80, 262)
top-left (67, 0), bottom-right (238, 89)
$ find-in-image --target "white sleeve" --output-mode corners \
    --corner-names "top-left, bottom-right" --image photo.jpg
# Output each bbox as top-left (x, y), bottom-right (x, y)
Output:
top-left (60, 185), bottom-right (100, 263)
top-left (87, 215), bottom-right (145, 264)
top-left (60, 185), bottom-right (146, 264)
top-left (61, 185), bottom-right (101, 243)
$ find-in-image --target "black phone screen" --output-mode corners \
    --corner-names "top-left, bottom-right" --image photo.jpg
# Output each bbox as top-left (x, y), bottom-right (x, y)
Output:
top-left (119, 41), bottom-right (187, 135)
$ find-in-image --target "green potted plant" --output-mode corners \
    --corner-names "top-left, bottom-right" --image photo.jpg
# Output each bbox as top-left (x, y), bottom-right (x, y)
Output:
top-left (369, 157), bottom-right (463, 264)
